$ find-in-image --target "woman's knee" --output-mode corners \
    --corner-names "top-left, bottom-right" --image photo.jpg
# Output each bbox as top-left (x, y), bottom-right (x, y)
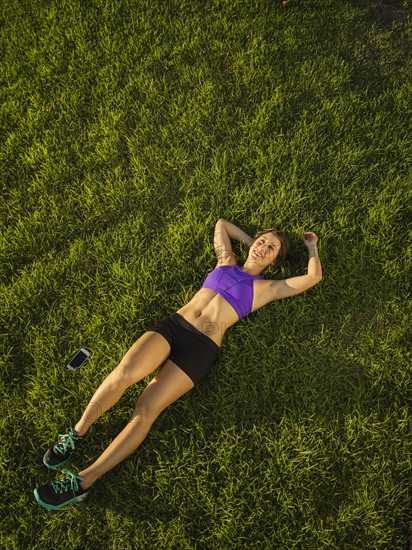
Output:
top-left (129, 397), bottom-right (160, 428)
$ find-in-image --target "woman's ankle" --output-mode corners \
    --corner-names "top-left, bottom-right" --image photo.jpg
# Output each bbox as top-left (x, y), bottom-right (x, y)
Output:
top-left (74, 424), bottom-right (91, 438)
top-left (79, 472), bottom-right (95, 490)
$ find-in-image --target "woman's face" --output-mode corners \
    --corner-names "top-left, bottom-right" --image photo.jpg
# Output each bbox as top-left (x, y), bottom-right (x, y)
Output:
top-left (249, 232), bottom-right (281, 267)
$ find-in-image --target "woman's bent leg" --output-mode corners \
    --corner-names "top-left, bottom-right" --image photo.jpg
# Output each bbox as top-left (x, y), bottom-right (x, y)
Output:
top-left (74, 331), bottom-right (171, 436)
top-left (78, 359), bottom-right (194, 488)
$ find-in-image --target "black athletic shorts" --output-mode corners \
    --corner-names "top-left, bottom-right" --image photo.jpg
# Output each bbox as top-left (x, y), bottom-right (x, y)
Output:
top-left (149, 312), bottom-right (220, 386)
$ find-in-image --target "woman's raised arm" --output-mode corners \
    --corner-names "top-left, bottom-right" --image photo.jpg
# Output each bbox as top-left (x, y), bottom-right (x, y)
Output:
top-left (213, 219), bottom-right (253, 266)
top-left (217, 219), bottom-right (254, 246)
top-left (303, 231), bottom-right (322, 280)
top-left (261, 232), bottom-right (322, 302)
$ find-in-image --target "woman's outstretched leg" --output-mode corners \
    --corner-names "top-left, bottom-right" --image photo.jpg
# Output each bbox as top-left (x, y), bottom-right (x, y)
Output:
top-left (34, 360), bottom-right (194, 509)
top-left (78, 359), bottom-right (194, 488)
top-left (42, 331), bottom-right (171, 469)
top-left (74, 331), bottom-right (171, 436)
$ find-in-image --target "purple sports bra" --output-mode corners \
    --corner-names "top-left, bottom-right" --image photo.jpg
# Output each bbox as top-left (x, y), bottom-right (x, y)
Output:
top-left (201, 264), bottom-right (264, 320)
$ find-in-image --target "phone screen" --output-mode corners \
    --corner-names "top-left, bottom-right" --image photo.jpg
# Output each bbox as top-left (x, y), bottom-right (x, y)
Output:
top-left (68, 350), bottom-right (89, 370)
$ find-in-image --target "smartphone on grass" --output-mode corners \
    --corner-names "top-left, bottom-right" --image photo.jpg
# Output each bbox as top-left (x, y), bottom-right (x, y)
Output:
top-left (66, 348), bottom-right (90, 371)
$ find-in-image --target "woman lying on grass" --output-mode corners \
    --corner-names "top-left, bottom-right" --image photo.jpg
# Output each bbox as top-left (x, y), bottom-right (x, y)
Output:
top-left (34, 219), bottom-right (322, 509)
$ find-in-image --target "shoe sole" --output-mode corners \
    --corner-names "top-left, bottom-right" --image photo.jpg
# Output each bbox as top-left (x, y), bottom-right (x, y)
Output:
top-left (34, 488), bottom-right (88, 510)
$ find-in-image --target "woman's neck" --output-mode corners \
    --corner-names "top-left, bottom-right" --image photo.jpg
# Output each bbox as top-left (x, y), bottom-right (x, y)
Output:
top-left (239, 260), bottom-right (264, 277)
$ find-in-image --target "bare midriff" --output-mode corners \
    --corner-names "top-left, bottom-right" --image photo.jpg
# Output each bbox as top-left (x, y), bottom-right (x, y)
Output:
top-left (176, 288), bottom-right (240, 347)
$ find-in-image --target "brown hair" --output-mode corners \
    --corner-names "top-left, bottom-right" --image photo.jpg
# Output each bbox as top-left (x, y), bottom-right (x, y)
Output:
top-left (249, 229), bottom-right (290, 270)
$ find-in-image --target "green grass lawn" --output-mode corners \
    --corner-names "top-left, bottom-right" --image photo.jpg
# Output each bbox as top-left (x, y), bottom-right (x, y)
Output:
top-left (1, 0), bottom-right (411, 547)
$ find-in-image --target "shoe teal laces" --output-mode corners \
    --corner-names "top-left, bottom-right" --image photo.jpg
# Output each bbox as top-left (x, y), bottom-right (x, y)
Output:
top-left (43, 426), bottom-right (92, 469)
top-left (51, 469), bottom-right (84, 495)
top-left (55, 429), bottom-right (78, 455)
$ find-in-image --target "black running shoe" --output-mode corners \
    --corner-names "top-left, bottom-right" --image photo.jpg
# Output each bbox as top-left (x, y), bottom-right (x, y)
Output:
top-left (34, 469), bottom-right (89, 510)
top-left (43, 427), bottom-right (92, 469)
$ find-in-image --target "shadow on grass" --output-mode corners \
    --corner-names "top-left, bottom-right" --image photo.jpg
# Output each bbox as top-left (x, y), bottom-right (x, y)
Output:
top-left (348, 0), bottom-right (412, 26)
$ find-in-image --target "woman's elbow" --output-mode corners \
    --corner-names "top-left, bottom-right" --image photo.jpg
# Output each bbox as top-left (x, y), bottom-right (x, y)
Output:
top-left (309, 274), bottom-right (322, 286)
